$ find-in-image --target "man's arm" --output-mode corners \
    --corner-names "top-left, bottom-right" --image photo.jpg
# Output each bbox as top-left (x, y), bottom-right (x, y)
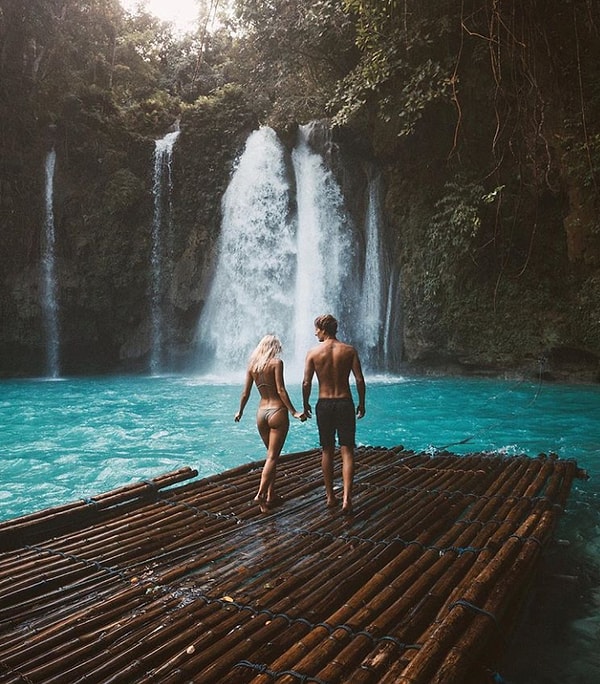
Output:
top-left (302, 353), bottom-right (315, 417)
top-left (352, 351), bottom-right (366, 418)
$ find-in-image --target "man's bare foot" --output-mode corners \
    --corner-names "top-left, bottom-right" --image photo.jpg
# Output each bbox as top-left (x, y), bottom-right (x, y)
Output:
top-left (342, 502), bottom-right (353, 515)
top-left (266, 494), bottom-right (284, 508)
top-left (326, 496), bottom-right (339, 509)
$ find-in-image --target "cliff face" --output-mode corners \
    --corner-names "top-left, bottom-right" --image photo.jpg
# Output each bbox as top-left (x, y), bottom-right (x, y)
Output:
top-left (0, 85), bottom-right (598, 380)
top-left (382, 136), bottom-right (600, 383)
top-left (0, 87), bottom-right (257, 376)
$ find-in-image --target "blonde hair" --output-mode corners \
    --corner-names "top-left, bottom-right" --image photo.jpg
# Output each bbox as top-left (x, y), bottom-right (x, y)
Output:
top-left (248, 334), bottom-right (282, 373)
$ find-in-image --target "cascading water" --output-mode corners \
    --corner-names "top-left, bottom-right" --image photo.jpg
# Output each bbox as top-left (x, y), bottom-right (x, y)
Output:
top-left (41, 147), bottom-right (60, 378)
top-left (149, 129), bottom-right (179, 375)
top-left (383, 265), bottom-right (403, 368)
top-left (197, 124), bottom-right (397, 375)
top-left (291, 123), bottom-right (358, 368)
top-left (197, 127), bottom-right (297, 372)
top-left (357, 174), bottom-right (385, 368)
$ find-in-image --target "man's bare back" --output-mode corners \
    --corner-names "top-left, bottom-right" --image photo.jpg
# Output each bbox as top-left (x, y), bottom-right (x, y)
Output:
top-left (302, 316), bottom-right (365, 419)
top-left (305, 339), bottom-right (360, 400)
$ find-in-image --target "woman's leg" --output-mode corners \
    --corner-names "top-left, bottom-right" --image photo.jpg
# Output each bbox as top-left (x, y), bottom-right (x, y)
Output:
top-left (255, 409), bottom-right (289, 509)
top-left (265, 414), bottom-right (289, 503)
top-left (256, 409), bottom-right (271, 449)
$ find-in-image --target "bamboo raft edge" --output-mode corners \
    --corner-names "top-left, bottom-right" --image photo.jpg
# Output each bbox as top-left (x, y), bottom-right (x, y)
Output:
top-left (0, 446), bottom-right (585, 684)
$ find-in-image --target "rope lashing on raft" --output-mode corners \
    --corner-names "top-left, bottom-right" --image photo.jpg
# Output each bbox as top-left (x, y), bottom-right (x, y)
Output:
top-left (81, 496), bottom-right (99, 508)
top-left (13, 527), bottom-right (545, 618)
top-left (448, 599), bottom-right (506, 644)
top-left (233, 661), bottom-right (329, 683)
top-left (199, 597), bottom-right (425, 652)
top-left (0, 662), bottom-right (35, 684)
top-left (149, 493), bottom-right (245, 525)
top-left (277, 524), bottom-right (484, 555)
top-left (22, 544), bottom-right (129, 581)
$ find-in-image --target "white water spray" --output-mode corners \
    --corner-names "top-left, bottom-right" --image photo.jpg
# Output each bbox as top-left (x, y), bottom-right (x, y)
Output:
top-left (197, 124), bottom-right (396, 374)
top-left (358, 175), bottom-right (385, 366)
top-left (291, 123), bottom-right (357, 369)
top-left (197, 127), bottom-right (297, 370)
top-left (41, 148), bottom-right (60, 378)
top-left (150, 129), bottom-right (179, 374)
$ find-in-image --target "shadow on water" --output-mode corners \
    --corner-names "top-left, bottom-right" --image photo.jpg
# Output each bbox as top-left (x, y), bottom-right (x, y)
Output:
top-left (500, 484), bottom-right (600, 684)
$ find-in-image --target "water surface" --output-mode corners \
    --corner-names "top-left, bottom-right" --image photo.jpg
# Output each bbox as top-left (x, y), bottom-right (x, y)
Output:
top-left (1, 374), bottom-right (598, 683)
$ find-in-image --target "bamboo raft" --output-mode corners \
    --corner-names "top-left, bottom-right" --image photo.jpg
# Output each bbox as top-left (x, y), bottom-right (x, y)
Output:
top-left (0, 446), bottom-right (585, 684)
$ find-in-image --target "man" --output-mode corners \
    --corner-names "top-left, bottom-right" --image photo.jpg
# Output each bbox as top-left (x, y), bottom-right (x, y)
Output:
top-left (302, 314), bottom-right (366, 514)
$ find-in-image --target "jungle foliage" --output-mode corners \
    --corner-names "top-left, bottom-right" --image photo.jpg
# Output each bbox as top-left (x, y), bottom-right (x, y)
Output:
top-left (1, 0), bottom-right (599, 372)
top-left (2, 1), bottom-right (599, 165)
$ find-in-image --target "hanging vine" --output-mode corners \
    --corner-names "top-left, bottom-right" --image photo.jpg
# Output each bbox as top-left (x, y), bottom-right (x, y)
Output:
top-left (332, 0), bottom-right (600, 277)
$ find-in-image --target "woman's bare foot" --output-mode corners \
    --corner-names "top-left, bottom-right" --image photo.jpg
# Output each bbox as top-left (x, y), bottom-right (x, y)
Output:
top-left (326, 496), bottom-right (339, 509)
top-left (342, 501), bottom-right (353, 515)
top-left (253, 495), bottom-right (269, 514)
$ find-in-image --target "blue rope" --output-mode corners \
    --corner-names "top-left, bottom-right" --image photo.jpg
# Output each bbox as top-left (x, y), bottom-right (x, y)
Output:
top-left (233, 661), bottom-right (329, 683)
top-left (448, 599), bottom-right (507, 645)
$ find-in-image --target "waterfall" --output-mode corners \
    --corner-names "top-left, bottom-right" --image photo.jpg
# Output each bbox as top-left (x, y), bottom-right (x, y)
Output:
top-left (357, 175), bottom-right (385, 367)
top-left (291, 123), bottom-right (357, 368)
top-left (197, 124), bottom-right (397, 375)
top-left (197, 127), bottom-right (296, 371)
top-left (383, 264), bottom-right (403, 368)
top-left (41, 148), bottom-right (60, 378)
top-left (149, 129), bottom-right (179, 375)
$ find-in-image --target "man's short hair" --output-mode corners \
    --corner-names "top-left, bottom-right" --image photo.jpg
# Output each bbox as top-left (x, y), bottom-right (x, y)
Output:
top-left (314, 314), bottom-right (338, 336)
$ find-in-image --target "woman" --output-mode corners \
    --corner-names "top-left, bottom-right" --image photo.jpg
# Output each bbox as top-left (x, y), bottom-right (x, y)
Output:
top-left (235, 334), bottom-right (304, 512)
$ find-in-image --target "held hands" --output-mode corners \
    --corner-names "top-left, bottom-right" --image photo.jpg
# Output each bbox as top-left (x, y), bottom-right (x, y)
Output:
top-left (293, 411), bottom-right (308, 422)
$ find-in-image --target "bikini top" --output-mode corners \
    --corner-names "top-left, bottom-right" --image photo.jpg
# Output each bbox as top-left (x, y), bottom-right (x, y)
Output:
top-left (255, 370), bottom-right (275, 392)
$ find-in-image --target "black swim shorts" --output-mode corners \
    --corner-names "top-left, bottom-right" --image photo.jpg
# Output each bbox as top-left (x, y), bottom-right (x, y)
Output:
top-left (315, 398), bottom-right (356, 448)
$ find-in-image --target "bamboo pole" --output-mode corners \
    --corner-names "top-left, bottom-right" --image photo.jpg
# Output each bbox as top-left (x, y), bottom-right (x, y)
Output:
top-left (0, 468), bottom-right (198, 550)
top-left (142, 476), bottom-right (464, 676)
top-left (245, 471), bottom-right (496, 683)
top-left (429, 513), bottom-right (555, 683)
top-left (382, 507), bottom-right (557, 683)
top-left (246, 452), bottom-right (536, 680)
top-left (254, 454), bottom-right (524, 672)
top-left (0, 448), bottom-right (582, 684)
top-left (348, 457), bottom-right (547, 681)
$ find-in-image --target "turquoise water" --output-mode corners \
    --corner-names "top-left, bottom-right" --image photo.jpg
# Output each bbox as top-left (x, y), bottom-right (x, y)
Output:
top-left (1, 373), bottom-right (599, 682)
top-left (1, 374), bottom-right (597, 521)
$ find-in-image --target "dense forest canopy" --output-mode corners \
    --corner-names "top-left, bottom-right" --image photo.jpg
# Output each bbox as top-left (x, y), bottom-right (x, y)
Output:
top-left (2, 0), bottom-right (598, 245)
top-left (0, 0), bottom-right (599, 377)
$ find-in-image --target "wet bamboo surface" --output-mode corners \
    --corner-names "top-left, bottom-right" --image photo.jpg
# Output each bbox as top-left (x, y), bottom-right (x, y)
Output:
top-left (0, 446), bottom-right (584, 684)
